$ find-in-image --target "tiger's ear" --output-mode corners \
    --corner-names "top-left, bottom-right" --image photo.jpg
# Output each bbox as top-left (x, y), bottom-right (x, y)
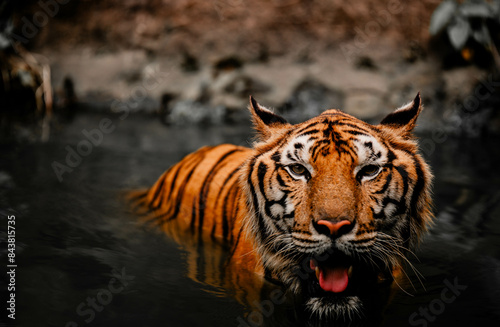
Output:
top-left (249, 96), bottom-right (289, 140)
top-left (380, 93), bottom-right (423, 136)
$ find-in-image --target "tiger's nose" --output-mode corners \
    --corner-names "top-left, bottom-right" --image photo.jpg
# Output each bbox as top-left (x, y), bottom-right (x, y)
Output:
top-left (315, 219), bottom-right (353, 237)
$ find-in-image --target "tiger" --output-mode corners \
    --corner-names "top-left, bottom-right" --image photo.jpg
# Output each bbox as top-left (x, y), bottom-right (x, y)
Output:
top-left (130, 94), bottom-right (433, 323)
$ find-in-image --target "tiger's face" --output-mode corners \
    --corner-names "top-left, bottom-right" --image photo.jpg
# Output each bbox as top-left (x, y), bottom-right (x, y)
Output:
top-left (242, 95), bottom-right (433, 321)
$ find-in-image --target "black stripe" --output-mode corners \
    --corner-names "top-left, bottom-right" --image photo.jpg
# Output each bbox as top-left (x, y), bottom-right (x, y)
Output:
top-left (319, 111), bottom-right (350, 118)
top-left (149, 172), bottom-right (168, 208)
top-left (382, 197), bottom-right (401, 207)
top-left (148, 154), bottom-right (206, 224)
top-left (227, 226), bottom-right (245, 262)
top-left (191, 200), bottom-right (198, 233)
top-left (410, 159), bottom-right (425, 218)
top-left (293, 236), bottom-right (317, 244)
top-left (229, 189), bottom-right (241, 245)
top-left (248, 158), bottom-right (270, 242)
top-left (371, 207), bottom-right (384, 220)
top-left (160, 163), bottom-right (182, 208)
top-left (402, 160), bottom-right (424, 248)
top-left (276, 172), bottom-right (287, 188)
top-left (154, 151), bottom-right (203, 209)
top-left (196, 149), bottom-right (242, 232)
top-left (257, 162), bottom-right (276, 220)
top-left (258, 162), bottom-right (291, 223)
top-left (295, 121), bottom-right (321, 135)
top-left (337, 122), bottom-right (372, 134)
top-left (271, 151), bottom-right (281, 163)
top-left (211, 162), bottom-right (245, 238)
top-left (395, 165), bottom-right (410, 201)
top-left (257, 162), bottom-right (269, 202)
top-left (222, 178), bottom-right (239, 241)
top-left (282, 211), bottom-right (295, 220)
top-left (350, 237), bottom-right (375, 244)
top-left (388, 140), bottom-right (415, 156)
top-left (297, 129), bottom-right (320, 137)
top-left (387, 149), bottom-right (397, 162)
top-left (167, 155), bottom-right (206, 221)
top-left (294, 148), bottom-right (300, 159)
top-left (311, 141), bottom-right (329, 160)
top-left (266, 194), bottom-right (289, 219)
top-left (343, 129), bottom-right (370, 137)
top-left (374, 169), bottom-right (392, 194)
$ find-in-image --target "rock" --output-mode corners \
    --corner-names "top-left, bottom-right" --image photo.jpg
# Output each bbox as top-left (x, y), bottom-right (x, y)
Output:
top-left (181, 52), bottom-right (199, 73)
top-left (168, 100), bottom-right (225, 125)
top-left (212, 56), bottom-right (244, 72)
top-left (355, 56), bottom-right (377, 70)
top-left (243, 57), bottom-right (307, 107)
top-left (343, 92), bottom-right (384, 122)
top-left (223, 75), bottom-right (270, 98)
top-left (210, 70), bottom-right (241, 96)
top-left (279, 79), bottom-right (345, 123)
top-left (442, 66), bottom-right (484, 106)
top-left (311, 54), bottom-right (389, 95)
top-left (182, 78), bottom-right (210, 102)
top-left (210, 94), bottom-right (246, 112)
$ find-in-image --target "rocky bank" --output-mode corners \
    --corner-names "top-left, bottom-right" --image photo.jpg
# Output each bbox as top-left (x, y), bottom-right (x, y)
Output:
top-left (1, 0), bottom-right (500, 140)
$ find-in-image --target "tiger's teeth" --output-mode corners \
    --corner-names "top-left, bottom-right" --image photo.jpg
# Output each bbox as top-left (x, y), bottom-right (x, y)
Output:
top-left (315, 267), bottom-right (320, 280)
top-left (347, 265), bottom-right (353, 278)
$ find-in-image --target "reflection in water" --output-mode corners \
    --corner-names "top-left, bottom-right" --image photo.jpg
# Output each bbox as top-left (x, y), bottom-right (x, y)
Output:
top-left (145, 215), bottom-right (404, 327)
top-left (1, 114), bottom-right (499, 326)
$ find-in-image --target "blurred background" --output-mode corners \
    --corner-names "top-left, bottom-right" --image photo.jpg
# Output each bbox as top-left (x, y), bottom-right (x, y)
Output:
top-left (1, 1), bottom-right (500, 327)
top-left (1, 0), bottom-right (500, 135)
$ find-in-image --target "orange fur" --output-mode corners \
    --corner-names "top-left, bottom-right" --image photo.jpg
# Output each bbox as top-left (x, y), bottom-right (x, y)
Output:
top-left (130, 94), bottom-right (434, 321)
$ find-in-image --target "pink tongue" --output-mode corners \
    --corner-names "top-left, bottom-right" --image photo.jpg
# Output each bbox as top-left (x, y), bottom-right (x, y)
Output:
top-left (319, 266), bottom-right (349, 293)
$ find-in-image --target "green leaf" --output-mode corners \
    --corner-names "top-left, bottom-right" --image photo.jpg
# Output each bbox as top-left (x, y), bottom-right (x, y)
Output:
top-left (472, 22), bottom-right (492, 46)
top-left (430, 0), bottom-right (458, 35)
top-left (491, 0), bottom-right (500, 23)
top-left (447, 15), bottom-right (471, 49)
top-left (459, 2), bottom-right (493, 18)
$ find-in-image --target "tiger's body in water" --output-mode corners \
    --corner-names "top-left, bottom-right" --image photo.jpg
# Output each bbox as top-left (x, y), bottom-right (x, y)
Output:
top-left (130, 94), bottom-right (433, 324)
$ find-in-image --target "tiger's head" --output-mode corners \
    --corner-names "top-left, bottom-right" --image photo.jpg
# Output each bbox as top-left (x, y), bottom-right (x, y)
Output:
top-left (241, 95), bottom-right (433, 322)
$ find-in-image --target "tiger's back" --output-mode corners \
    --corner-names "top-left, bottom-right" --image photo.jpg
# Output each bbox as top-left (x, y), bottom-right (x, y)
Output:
top-left (130, 143), bottom-right (262, 273)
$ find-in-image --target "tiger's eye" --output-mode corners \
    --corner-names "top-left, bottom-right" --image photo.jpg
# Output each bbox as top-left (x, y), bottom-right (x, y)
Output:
top-left (359, 165), bottom-right (381, 179)
top-left (290, 164), bottom-right (307, 176)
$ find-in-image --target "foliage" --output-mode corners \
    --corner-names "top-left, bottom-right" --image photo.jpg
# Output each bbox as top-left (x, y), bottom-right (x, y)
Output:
top-left (429, 0), bottom-right (500, 66)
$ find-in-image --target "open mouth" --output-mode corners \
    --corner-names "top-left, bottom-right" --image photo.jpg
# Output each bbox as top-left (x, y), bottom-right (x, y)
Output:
top-left (310, 258), bottom-right (353, 293)
top-left (299, 251), bottom-right (396, 321)
top-left (304, 251), bottom-right (393, 299)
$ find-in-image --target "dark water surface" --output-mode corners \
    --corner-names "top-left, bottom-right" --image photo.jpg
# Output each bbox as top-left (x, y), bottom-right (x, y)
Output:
top-left (1, 112), bottom-right (499, 327)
